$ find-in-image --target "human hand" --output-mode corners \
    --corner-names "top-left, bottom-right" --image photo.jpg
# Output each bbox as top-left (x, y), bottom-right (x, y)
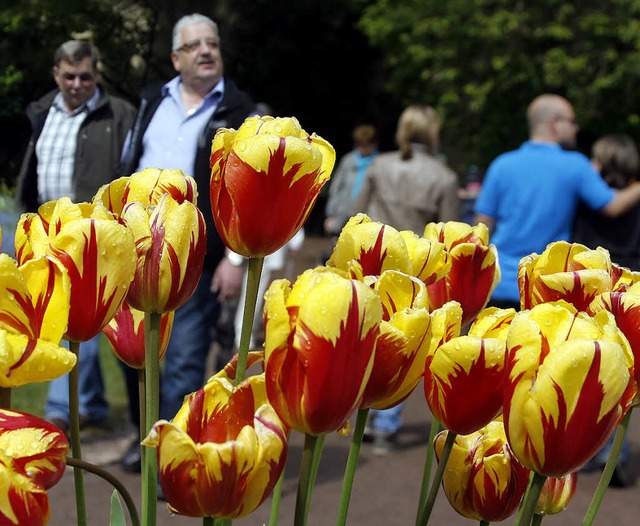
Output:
top-left (211, 257), bottom-right (245, 300)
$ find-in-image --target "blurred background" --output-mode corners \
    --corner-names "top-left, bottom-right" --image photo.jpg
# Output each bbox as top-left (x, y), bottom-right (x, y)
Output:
top-left (3, 0), bottom-right (640, 233)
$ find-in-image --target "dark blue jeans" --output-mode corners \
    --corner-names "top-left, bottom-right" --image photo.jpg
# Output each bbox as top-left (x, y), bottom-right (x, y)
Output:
top-left (159, 270), bottom-right (220, 420)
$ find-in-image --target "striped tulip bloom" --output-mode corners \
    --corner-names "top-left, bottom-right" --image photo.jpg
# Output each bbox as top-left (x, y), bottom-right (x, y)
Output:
top-left (434, 420), bottom-right (530, 522)
top-left (0, 409), bottom-right (70, 526)
top-left (423, 221), bottom-right (500, 327)
top-left (589, 281), bottom-right (640, 387)
top-left (0, 455), bottom-right (49, 526)
top-left (0, 253), bottom-right (76, 387)
top-left (518, 241), bottom-right (613, 312)
top-left (93, 167), bottom-right (198, 216)
top-left (122, 193), bottom-right (206, 313)
top-left (536, 472), bottom-right (578, 516)
top-left (327, 214), bottom-right (450, 285)
top-left (143, 370), bottom-right (287, 519)
top-left (210, 115), bottom-right (335, 257)
top-left (424, 307), bottom-right (515, 435)
top-left (15, 198), bottom-right (137, 342)
top-left (102, 301), bottom-right (174, 368)
top-left (0, 409), bottom-right (69, 489)
top-left (263, 268), bottom-right (382, 435)
top-left (360, 272), bottom-right (455, 410)
top-left (504, 302), bottom-right (637, 476)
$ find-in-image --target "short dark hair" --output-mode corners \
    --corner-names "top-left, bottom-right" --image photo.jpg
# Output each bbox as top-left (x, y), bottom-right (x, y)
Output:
top-left (54, 40), bottom-right (99, 70)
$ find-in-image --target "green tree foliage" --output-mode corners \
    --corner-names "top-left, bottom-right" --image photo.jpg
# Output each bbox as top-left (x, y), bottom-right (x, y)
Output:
top-left (359, 0), bottom-right (640, 171)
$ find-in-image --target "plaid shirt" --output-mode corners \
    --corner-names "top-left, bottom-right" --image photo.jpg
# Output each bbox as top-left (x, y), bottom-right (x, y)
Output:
top-left (35, 89), bottom-right (99, 202)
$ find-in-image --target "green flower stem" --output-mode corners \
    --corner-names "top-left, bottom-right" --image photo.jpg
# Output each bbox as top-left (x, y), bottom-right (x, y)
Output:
top-left (531, 513), bottom-right (544, 526)
top-left (0, 387), bottom-right (11, 408)
top-left (415, 417), bottom-right (441, 526)
top-left (479, 521), bottom-right (490, 526)
top-left (515, 472), bottom-right (546, 526)
top-left (294, 433), bottom-right (326, 526)
top-left (416, 428), bottom-right (455, 526)
top-left (583, 408), bottom-right (634, 526)
top-left (269, 469), bottom-right (285, 526)
top-left (137, 368), bottom-right (146, 481)
top-left (142, 312), bottom-right (161, 526)
top-left (235, 256), bottom-right (264, 385)
top-left (68, 340), bottom-right (87, 526)
top-left (66, 456), bottom-right (140, 526)
top-left (336, 408), bottom-right (370, 526)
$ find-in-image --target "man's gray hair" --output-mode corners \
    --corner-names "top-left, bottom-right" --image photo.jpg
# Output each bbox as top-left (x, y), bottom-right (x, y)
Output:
top-left (172, 13), bottom-right (219, 51)
top-left (53, 40), bottom-right (99, 70)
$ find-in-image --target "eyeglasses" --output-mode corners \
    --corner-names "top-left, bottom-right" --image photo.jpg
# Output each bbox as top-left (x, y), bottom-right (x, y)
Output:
top-left (59, 72), bottom-right (95, 82)
top-left (175, 39), bottom-right (219, 54)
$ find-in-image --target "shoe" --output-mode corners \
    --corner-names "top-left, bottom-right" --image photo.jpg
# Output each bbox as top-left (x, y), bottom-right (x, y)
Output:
top-left (78, 414), bottom-right (107, 429)
top-left (362, 426), bottom-right (375, 443)
top-left (372, 432), bottom-right (398, 456)
top-left (611, 462), bottom-right (636, 488)
top-left (121, 439), bottom-right (142, 473)
top-left (48, 417), bottom-right (69, 434)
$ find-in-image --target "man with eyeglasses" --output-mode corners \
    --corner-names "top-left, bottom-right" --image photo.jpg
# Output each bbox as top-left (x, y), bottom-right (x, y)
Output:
top-left (120, 13), bottom-right (257, 474)
top-left (474, 93), bottom-right (640, 310)
top-left (16, 40), bottom-right (136, 433)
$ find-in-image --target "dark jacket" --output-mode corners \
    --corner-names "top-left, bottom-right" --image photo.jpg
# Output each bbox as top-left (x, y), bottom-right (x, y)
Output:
top-left (121, 78), bottom-right (256, 272)
top-left (17, 87), bottom-right (136, 212)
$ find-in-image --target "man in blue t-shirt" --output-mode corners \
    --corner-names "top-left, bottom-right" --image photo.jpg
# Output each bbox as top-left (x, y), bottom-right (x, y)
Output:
top-left (474, 94), bottom-right (640, 308)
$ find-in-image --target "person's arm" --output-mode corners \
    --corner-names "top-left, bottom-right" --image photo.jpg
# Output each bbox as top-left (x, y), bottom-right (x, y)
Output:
top-left (474, 213), bottom-right (495, 233)
top-left (600, 181), bottom-right (640, 217)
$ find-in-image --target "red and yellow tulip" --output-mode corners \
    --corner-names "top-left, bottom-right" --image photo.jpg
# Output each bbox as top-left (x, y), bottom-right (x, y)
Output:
top-left (263, 268), bottom-right (382, 434)
top-left (93, 167), bottom-right (198, 216)
top-left (15, 198), bottom-right (136, 342)
top-left (0, 409), bottom-right (69, 526)
top-left (518, 241), bottom-right (613, 312)
top-left (102, 301), bottom-right (174, 369)
top-left (423, 221), bottom-right (500, 326)
top-left (0, 253), bottom-right (76, 387)
top-left (589, 281), bottom-right (640, 388)
top-left (536, 472), bottom-right (578, 516)
top-left (360, 272), bottom-right (455, 410)
top-left (0, 410), bottom-right (69, 489)
top-left (424, 307), bottom-right (515, 435)
top-left (504, 302), bottom-right (637, 476)
top-left (434, 420), bottom-right (530, 522)
top-left (327, 214), bottom-right (450, 285)
top-left (210, 115), bottom-right (335, 257)
top-left (122, 193), bottom-right (206, 313)
top-left (143, 368), bottom-right (287, 519)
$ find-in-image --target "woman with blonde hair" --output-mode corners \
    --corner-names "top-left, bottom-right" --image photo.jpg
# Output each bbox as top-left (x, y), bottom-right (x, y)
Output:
top-left (352, 105), bottom-right (460, 454)
top-left (353, 105), bottom-right (459, 235)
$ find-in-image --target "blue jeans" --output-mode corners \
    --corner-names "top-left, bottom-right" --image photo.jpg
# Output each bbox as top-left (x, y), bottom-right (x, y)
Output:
top-left (160, 271), bottom-right (220, 420)
top-left (370, 403), bottom-right (404, 434)
top-left (45, 335), bottom-right (109, 423)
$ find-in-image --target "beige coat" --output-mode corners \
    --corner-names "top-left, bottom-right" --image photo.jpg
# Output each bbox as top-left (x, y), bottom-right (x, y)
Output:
top-left (352, 145), bottom-right (460, 234)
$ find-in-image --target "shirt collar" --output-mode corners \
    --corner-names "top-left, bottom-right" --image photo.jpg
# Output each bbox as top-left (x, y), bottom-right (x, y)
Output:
top-left (53, 87), bottom-right (100, 115)
top-left (162, 76), bottom-right (225, 104)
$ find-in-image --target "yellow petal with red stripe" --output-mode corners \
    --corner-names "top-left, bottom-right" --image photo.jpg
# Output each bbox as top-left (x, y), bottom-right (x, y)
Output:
top-left (47, 215), bottom-right (136, 341)
top-left (0, 409), bottom-right (69, 490)
top-left (210, 116), bottom-right (334, 257)
top-left (434, 421), bottom-right (530, 522)
top-left (362, 271), bottom-right (432, 409)
top-left (263, 268), bottom-right (381, 434)
top-left (0, 454), bottom-right (49, 526)
top-left (123, 194), bottom-right (206, 313)
top-left (504, 303), bottom-right (636, 475)
top-left (143, 373), bottom-right (287, 519)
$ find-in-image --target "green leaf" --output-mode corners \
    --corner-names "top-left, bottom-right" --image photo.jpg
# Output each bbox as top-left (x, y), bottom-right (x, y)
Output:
top-left (109, 490), bottom-right (126, 526)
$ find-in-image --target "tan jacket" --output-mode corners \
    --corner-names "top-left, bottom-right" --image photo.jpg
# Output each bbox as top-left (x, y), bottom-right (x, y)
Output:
top-left (352, 145), bottom-right (460, 234)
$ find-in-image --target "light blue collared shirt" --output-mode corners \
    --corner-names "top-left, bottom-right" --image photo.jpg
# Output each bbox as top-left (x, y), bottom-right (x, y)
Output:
top-left (135, 76), bottom-right (224, 176)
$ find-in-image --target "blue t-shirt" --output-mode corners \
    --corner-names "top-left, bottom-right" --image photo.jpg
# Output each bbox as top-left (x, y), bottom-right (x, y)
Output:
top-left (474, 141), bottom-right (615, 302)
